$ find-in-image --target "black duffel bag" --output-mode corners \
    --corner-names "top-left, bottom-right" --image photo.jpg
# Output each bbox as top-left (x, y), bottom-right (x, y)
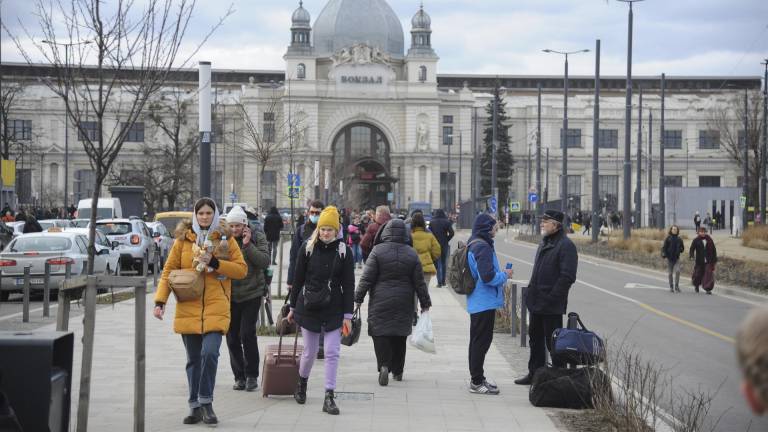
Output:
top-left (529, 366), bottom-right (612, 409)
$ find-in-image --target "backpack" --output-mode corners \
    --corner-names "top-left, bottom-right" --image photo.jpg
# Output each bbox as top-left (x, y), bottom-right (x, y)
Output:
top-left (448, 239), bottom-right (482, 295)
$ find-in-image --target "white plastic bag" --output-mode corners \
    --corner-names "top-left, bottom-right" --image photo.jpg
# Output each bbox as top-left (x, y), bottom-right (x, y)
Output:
top-left (410, 311), bottom-right (436, 354)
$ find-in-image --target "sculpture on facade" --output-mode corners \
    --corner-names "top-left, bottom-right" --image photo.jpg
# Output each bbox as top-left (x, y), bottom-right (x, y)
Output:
top-left (416, 121), bottom-right (429, 151)
top-left (331, 43), bottom-right (392, 68)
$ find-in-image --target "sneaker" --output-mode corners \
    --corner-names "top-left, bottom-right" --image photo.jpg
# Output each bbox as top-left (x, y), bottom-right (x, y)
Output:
top-left (469, 380), bottom-right (500, 395)
top-left (232, 379), bottom-right (245, 391)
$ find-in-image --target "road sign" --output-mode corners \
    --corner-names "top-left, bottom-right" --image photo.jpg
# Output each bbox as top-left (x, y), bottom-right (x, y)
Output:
top-left (229, 192), bottom-right (237, 202)
top-left (288, 173), bottom-right (301, 187)
top-left (740, 195), bottom-right (747, 208)
top-left (287, 186), bottom-right (301, 199)
top-left (528, 192), bottom-right (538, 203)
top-left (488, 196), bottom-right (497, 214)
top-left (510, 201), bottom-right (521, 213)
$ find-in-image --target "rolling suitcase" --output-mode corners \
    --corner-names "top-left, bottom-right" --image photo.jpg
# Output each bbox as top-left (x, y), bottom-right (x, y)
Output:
top-left (262, 322), bottom-right (303, 397)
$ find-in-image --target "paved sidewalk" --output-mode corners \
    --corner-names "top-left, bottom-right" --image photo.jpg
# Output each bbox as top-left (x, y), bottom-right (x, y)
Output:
top-left (43, 242), bottom-right (561, 432)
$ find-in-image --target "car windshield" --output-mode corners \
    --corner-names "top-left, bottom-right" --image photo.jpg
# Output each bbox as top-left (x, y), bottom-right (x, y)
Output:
top-left (72, 220), bottom-right (90, 228)
top-left (10, 236), bottom-right (72, 252)
top-left (96, 222), bottom-right (132, 235)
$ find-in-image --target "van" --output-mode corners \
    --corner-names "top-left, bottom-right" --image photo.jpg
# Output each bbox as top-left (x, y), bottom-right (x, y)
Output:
top-left (154, 211), bottom-right (193, 238)
top-left (77, 198), bottom-right (123, 220)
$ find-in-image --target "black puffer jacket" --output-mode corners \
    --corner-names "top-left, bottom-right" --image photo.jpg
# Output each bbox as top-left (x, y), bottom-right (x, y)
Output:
top-left (289, 238), bottom-right (355, 332)
top-left (355, 219), bottom-right (432, 337)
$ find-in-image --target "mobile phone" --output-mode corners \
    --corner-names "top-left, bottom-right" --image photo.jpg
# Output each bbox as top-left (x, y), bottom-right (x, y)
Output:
top-left (505, 263), bottom-right (513, 270)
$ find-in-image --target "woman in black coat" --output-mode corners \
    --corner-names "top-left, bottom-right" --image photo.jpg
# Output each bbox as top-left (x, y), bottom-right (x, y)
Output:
top-left (355, 219), bottom-right (431, 386)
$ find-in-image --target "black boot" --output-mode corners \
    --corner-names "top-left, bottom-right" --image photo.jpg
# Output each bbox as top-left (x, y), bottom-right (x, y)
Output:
top-left (245, 377), bottom-right (258, 392)
top-left (233, 379), bottom-right (245, 391)
top-left (200, 404), bottom-right (217, 425)
top-left (182, 407), bottom-right (202, 424)
top-left (294, 376), bottom-right (308, 405)
top-left (323, 390), bottom-right (340, 415)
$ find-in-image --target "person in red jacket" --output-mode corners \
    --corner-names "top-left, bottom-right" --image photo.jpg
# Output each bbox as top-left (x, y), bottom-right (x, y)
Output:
top-left (360, 205), bottom-right (391, 261)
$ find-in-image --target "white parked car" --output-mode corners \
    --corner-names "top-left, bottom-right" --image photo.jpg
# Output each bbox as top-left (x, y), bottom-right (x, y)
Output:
top-left (95, 218), bottom-right (156, 275)
top-left (62, 228), bottom-right (121, 276)
top-left (146, 221), bottom-right (173, 269)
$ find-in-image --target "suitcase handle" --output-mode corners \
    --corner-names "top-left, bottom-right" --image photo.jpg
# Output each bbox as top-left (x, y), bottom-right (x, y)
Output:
top-left (276, 318), bottom-right (300, 362)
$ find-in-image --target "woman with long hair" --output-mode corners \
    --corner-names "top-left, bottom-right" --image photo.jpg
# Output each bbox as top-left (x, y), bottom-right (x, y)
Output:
top-left (153, 198), bottom-right (247, 426)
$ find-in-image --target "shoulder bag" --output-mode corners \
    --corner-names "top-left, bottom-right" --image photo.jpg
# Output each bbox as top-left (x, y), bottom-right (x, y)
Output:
top-left (169, 269), bottom-right (204, 302)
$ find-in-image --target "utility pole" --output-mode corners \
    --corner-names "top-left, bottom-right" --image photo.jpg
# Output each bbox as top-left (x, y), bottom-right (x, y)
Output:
top-left (618, 0), bottom-right (643, 239)
top-left (491, 87), bottom-right (498, 216)
top-left (471, 107), bottom-right (479, 213)
top-left (743, 88), bottom-right (749, 231)
top-left (591, 40), bottom-right (601, 243)
top-left (635, 87), bottom-right (643, 229)
top-left (199, 62), bottom-right (212, 198)
top-left (536, 82), bottom-right (543, 227)
top-left (762, 59), bottom-right (768, 224)
top-left (647, 110), bottom-right (653, 227)
top-left (659, 73), bottom-right (666, 228)
top-left (545, 148), bottom-right (550, 204)
top-left (447, 125), bottom-right (452, 212)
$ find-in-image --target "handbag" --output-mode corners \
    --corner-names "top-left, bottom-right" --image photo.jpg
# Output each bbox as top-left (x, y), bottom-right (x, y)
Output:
top-left (168, 269), bottom-right (203, 302)
top-left (551, 312), bottom-right (605, 366)
top-left (275, 295), bottom-right (296, 335)
top-left (341, 304), bottom-right (362, 346)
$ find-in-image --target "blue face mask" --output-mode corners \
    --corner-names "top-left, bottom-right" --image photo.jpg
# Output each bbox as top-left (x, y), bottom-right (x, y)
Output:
top-left (309, 215), bottom-right (320, 224)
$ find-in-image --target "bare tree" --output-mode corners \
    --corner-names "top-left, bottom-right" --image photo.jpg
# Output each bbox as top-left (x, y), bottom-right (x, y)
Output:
top-left (707, 91), bottom-right (765, 207)
top-left (11, 0), bottom-right (230, 274)
top-left (239, 92), bottom-right (302, 211)
top-left (0, 81), bottom-right (27, 159)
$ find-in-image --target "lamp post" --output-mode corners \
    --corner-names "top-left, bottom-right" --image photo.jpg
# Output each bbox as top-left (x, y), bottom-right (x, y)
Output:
top-left (743, 87), bottom-right (749, 231)
top-left (762, 59), bottom-right (768, 224)
top-left (41, 38), bottom-right (91, 212)
top-left (591, 40), bottom-right (601, 243)
top-left (536, 82), bottom-right (543, 227)
top-left (542, 48), bottom-right (590, 215)
top-left (618, 0), bottom-right (644, 239)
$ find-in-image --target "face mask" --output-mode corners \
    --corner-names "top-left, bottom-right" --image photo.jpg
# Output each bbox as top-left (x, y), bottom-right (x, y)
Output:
top-left (310, 215), bottom-right (320, 224)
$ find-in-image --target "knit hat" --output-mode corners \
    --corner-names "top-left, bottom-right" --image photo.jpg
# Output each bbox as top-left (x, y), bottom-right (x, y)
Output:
top-left (226, 206), bottom-right (248, 225)
top-left (317, 206), bottom-right (340, 231)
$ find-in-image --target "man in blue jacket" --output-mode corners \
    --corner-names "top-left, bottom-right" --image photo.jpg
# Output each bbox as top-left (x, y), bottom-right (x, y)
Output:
top-left (467, 213), bottom-right (514, 395)
top-left (515, 209), bottom-right (578, 385)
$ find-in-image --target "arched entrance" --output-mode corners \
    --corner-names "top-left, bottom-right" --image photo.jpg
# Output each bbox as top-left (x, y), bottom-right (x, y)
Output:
top-left (331, 122), bottom-right (397, 209)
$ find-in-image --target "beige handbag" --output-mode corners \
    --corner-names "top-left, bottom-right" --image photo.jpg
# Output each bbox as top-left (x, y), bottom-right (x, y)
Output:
top-left (169, 269), bottom-right (204, 302)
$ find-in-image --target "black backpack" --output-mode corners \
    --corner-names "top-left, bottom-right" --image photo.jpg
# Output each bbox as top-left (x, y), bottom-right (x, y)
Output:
top-left (448, 239), bottom-right (481, 295)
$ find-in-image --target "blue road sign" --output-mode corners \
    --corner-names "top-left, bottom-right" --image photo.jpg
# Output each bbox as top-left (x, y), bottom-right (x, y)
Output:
top-left (528, 192), bottom-right (539, 203)
top-left (488, 196), bottom-right (498, 214)
top-left (288, 173), bottom-right (301, 187)
top-left (229, 192), bottom-right (237, 202)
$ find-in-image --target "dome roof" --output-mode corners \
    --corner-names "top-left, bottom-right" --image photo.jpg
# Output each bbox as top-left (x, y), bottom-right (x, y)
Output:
top-left (411, 5), bottom-right (431, 30)
top-left (313, 0), bottom-right (405, 58)
top-left (292, 1), bottom-right (311, 28)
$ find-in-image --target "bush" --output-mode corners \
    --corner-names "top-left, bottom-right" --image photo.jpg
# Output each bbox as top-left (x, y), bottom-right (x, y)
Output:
top-left (743, 225), bottom-right (768, 250)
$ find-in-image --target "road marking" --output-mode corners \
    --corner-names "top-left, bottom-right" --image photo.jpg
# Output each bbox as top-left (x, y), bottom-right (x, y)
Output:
top-left (624, 283), bottom-right (671, 291)
top-left (495, 251), bottom-right (737, 345)
top-left (0, 303), bottom-right (59, 322)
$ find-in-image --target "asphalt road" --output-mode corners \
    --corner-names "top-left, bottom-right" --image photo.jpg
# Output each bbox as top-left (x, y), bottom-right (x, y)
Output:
top-left (457, 230), bottom-right (767, 432)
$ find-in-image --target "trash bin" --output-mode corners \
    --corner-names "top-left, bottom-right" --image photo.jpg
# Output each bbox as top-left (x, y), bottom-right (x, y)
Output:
top-left (0, 331), bottom-right (74, 432)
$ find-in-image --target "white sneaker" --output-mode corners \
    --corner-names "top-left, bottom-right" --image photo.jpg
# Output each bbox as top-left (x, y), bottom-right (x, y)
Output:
top-left (469, 380), bottom-right (500, 395)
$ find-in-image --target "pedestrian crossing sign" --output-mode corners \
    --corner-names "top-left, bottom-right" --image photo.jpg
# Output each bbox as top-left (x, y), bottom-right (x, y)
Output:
top-left (287, 186), bottom-right (301, 199)
top-left (510, 201), bottom-right (521, 213)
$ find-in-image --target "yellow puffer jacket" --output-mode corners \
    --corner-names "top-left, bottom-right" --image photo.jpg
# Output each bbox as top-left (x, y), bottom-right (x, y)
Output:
top-left (154, 221), bottom-right (247, 334)
top-left (411, 227), bottom-right (441, 275)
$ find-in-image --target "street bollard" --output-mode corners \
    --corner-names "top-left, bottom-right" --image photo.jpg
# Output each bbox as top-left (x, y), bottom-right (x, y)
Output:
top-left (43, 262), bottom-right (51, 318)
top-left (152, 252), bottom-right (159, 289)
top-left (520, 287), bottom-right (528, 347)
top-left (22, 265), bottom-right (31, 323)
top-left (510, 283), bottom-right (518, 338)
top-left (142, 253), bottom-right (149, 278)
top-left (56, 262), bottom-right (74, 331)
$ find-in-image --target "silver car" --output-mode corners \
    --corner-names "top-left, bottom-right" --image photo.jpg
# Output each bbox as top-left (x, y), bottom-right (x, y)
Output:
top-left (146, 222), bottom-right (173, 269)
top-left (95, 219), bottom-right (156, 275)
top-left (62, 228), bottom-right (121, 275)
top-left (0, 231), bottom-right (110, 301)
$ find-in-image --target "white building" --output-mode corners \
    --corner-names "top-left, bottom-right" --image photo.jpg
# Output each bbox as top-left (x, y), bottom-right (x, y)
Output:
top-left (0, 0), bottom-right (761, 222)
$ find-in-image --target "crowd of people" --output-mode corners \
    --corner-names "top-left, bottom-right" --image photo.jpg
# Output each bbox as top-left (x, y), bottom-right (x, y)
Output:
top-left (148, 196), bottom-right (766, 426)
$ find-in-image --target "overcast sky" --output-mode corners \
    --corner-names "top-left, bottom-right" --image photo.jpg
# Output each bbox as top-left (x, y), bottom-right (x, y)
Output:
top-left (3, 0), bottom-right (767, 78)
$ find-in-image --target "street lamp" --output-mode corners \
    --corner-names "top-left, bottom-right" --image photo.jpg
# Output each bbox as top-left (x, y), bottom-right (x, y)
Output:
top-left (542, 48), bottom-right (590, 215)
top-left (446, 130), bottom-right (464, 215)
top-left (41, 38), bottom-right (91, 214)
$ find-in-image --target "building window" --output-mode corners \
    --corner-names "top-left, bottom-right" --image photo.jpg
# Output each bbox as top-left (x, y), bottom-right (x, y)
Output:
top-left (699, 130), bottom-right (720, 150)
top-left (560, 128), bottom-right (582, 148)
top-left (442, 115), bottom-right (453, 124)
top-left (699, 176), bottom-right (721, 187)
top-left (9, 119), bottom-right (32, 141)
top-left (297, 63), bottom-right (306, 80)
top-left (418, 65), bottom-right (427, 82)
top-left (598, 175), bottom-right (619, 211)
top-left (74, 169), bottom-right (95, 202)
top-left (598, 129), bottom-right (618, 149)
top-left (263, 112), bottom-right (275, 143)
top-left (17, 169), bottom-right (32, 204)
top-left (663, 130), bottom-right (682, 149)
top-left (78, 121), bottom-right (98, 141)
top-left (440, 172), bottom-right (456, 211)
top-left (443, 126), bottom-right (453, 146)
top-left (261, 170), bottom-right (276, 210)
top-left (49, 163), bottom-right (59, 184)
top-left (566, 175), bottom-right (581, 210)
top-left (664, 176), bottom-right (683, 187)
top-left (123, 122), bottom-right (144, 142)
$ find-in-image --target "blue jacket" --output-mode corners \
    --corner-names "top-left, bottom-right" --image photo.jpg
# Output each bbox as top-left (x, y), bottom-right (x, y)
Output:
top-left (466, 214), bottom-right (507, 314)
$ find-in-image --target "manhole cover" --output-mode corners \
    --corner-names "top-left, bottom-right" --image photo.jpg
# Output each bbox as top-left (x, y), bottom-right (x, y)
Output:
top-left (333, 392), bottom-right (374, 401)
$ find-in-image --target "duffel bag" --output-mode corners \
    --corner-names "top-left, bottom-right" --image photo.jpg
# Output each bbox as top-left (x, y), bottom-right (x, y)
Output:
top-left (529, 366), bottom-right (611, 409)
top-left (552, 312), bottom-right (605, 365)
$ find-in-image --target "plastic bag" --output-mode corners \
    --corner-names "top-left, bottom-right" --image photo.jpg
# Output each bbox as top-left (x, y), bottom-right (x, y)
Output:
top-left (409, 311), bottom-right (436, 354)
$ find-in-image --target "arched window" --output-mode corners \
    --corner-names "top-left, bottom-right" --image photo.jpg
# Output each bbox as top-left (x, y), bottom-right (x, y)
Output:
top-left (332, 122), bottom-right (390, 177)
top-left (418, 65), bottom-right (427, 82)
top-left (297, 63), bottom-right (306, 80)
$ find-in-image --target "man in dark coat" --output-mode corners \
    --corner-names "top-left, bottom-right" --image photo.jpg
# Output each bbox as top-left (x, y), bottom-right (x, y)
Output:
top-left (689, 226), bottom-right (717, 294)
top-left (355, 219), bottom-right (431, 385)
top-left (263, 206), bottom-right (284, 265)
top-left (429, 209), bottom-right (455, 287)
top-left (515, 210), bottom-right (578, 385)
top-left (662, 225), bottom-right (685, 292)
top-left (360, 205), bottom-right (391, 260)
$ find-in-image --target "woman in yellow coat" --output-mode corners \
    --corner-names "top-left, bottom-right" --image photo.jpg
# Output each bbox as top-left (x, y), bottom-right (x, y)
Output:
top-left (410, 212), bottom-right (441, 287)
top-left (153, 197), bottom-right (247, 426)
